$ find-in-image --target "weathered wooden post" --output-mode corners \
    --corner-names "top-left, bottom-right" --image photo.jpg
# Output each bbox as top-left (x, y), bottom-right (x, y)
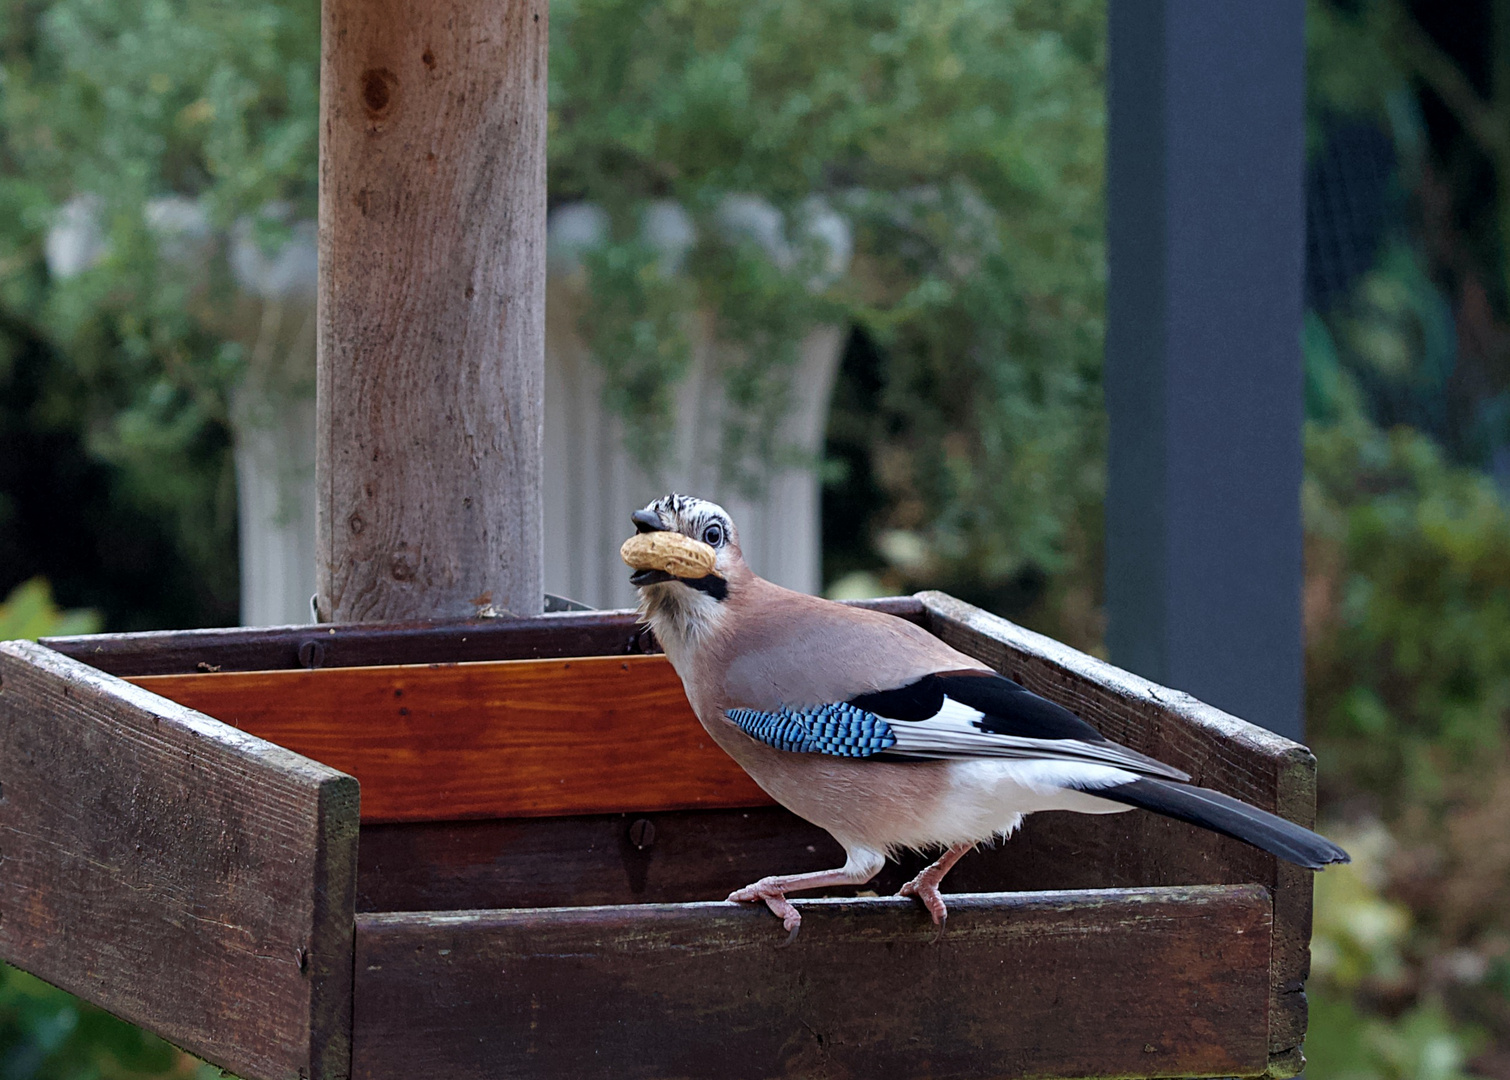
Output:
top-left (317, 0), bottom-right (548, 622)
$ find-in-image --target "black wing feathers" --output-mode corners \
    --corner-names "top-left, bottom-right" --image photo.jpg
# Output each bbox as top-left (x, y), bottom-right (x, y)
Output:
top-left (847, 678), bottom-right (945, 721)
top-left (937, 673), bottom-right (1109, 742)
top-left (850, 671), bottom-right (1108, 743)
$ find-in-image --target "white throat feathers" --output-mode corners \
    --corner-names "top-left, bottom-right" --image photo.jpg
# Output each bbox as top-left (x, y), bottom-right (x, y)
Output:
top-left (638, 580), bottom-right (728, 665)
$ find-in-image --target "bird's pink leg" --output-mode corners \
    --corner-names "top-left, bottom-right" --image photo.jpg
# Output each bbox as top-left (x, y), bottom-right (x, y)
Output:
top-left (728, 860), bottom-right (880, 944)
top-left (898, 843), bottom-right (973, 932)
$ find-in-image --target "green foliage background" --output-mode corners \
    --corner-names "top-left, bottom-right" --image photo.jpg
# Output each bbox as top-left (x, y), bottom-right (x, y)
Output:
top-left (1, 0), bottom-right (1108, 637)
top-left (3, 0), bottom-right (1510, 1075)
top-left (1299, 2), bottom-right (1510, 1072)
top-left (550, 0), bottom-right (1106, 614)
top-left (0, 0), bottom-right (323, 629)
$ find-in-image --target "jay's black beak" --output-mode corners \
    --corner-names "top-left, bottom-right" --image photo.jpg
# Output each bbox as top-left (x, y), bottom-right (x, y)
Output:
top-left (628, 509), bottom-right (672, 586)
top-left (632, 509), bottom-right (668, 534)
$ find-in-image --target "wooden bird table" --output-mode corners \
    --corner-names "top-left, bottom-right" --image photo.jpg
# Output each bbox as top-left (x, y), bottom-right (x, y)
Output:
top-left (0, 591), bottom-right (1318, 1080)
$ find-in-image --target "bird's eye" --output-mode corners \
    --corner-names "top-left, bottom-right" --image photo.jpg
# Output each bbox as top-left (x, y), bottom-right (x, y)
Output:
top-left (702, 523), bottom-right (724, 547)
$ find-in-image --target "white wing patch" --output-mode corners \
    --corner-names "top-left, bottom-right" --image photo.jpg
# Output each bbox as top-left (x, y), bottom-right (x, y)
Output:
top-left (984, 759), bottom-right (1140, 795)
top-left (886, 695), bottom-right (1190, 783)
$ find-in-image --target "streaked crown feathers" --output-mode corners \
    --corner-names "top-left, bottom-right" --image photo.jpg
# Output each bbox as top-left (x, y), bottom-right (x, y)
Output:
top-left (642, 493), bottom-right (738, 550)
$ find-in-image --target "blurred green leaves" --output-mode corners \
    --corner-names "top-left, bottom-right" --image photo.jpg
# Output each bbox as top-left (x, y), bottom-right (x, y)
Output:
top-left (1301, 4), bottom-right (1510, 1070)
top-left (550, 0), bottom-right (1104, 207)
top-left (1, 0), bottom-right (1110, 632)
top-left (0, 578), bottom-right (99, 639)
top-left (1306, 825), bottom-right (1487, 1080)
top-left (0, 964), bottom-right (218, 1080)
top-left (1313, 826), bottom-right (1413, 993)
top-left (1306, 386), bottom-right (1510, 800)
top-left (1308, 992), bottom-right (1482, 1080)
top-left (0, 0), bottom-right (323, 626)
top-left (549, 0), bottom-right (1107, 611)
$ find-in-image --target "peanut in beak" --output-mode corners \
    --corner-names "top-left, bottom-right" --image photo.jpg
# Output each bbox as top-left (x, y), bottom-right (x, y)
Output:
top-left (620, 531), bottom-right (718, 579)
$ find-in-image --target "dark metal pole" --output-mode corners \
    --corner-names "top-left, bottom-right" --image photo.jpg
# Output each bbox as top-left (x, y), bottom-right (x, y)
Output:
top-left (1104, 0), bottom-right (1307, 740)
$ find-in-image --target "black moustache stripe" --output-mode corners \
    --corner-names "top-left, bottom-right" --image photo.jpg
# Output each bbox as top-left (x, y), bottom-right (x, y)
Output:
top-left (682, 574), bottom-right (729, 601)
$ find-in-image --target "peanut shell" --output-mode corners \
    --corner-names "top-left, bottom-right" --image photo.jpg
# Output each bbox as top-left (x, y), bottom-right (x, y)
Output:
top-left (620, 531), bottom-right (718, 578)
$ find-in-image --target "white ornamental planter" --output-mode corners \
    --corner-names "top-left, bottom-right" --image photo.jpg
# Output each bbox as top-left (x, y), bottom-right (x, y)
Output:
top-left (542, 277), bottom-right (844, 610)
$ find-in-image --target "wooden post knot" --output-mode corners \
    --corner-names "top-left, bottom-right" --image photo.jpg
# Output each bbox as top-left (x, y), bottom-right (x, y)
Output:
top-left (360, 68), bottom-right (398, 121)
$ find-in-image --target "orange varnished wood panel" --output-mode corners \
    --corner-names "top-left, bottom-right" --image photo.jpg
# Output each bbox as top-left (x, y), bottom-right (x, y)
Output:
top-left (128, 656), bottom-right (773, 823)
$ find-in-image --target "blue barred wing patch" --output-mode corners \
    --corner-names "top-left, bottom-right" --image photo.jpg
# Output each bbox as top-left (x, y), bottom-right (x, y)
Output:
top-left (726, 703), bottom-right (897, 758)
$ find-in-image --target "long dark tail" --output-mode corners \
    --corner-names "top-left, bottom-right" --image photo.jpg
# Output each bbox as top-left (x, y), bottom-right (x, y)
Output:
top-left (1096, 778), bottom-right (1350, 870)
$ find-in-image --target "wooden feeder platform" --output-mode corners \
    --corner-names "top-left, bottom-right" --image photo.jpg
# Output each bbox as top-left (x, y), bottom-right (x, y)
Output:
top-left (0, 591), bottom-right (1316, 1080)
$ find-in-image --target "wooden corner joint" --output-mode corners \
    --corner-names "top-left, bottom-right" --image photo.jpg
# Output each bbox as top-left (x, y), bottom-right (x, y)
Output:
top-left (1267, 1044), bottom-right (1306, 1078)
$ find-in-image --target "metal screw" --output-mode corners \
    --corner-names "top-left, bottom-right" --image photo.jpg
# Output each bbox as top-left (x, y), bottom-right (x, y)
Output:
top-left (298, 641), bottom-right (326, 669)
top-left (628, 818), bottom-right (656, 850)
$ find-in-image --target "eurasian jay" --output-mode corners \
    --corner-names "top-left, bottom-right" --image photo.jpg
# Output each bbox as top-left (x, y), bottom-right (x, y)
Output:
top-left (625, 493), bottom-right (1348, 939)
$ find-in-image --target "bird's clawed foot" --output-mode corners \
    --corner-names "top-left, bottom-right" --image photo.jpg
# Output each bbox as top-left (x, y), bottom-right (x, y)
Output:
top-left (896, 843), bottom-right (970, 941)
top-left (728, 877), bottom-right (803, 945)
top-left (898, 875), bottom-right (949, 941)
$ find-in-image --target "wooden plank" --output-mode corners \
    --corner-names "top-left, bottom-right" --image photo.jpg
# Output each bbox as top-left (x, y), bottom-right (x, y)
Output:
top-left (48, 611), bottom-right (657, 676)
top-left (918, 591), bottom-right (1317, 1077)
top-left (42, 599), bottom-right (928, 677)
top-left (128, 655), bottom-right (772, 823)
top-left (0, 641), bottom-right (359, 1080)
top-left (355, 803), bottom-right (1255, 914)
top-left (352, 885), bottom-right (1273, 1080)
top-left (1268, 753), bottom-right (1320, 1076)
top-left (356, 809), bottom-right (841, 912)
top-left (318, 0), bottom-right (548, 621)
